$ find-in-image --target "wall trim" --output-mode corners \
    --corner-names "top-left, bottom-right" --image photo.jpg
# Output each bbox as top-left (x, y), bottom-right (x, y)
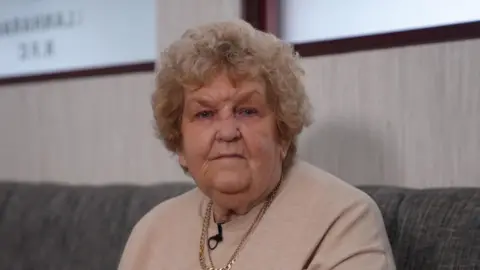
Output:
top-left (0, 62), bottom-right (155, 86)
top-left (243, 0), bottom-right (480, 57)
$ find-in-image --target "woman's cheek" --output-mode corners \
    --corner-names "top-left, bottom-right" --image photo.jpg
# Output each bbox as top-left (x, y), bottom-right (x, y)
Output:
top-left (186, 123), bottom-right (214, 148)
top-left (242, 126), bottom-right (278, 160)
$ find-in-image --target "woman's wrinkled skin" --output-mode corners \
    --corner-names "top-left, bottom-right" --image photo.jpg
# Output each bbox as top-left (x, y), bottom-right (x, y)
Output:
top-left (178, 73), bottom-right (288, 223)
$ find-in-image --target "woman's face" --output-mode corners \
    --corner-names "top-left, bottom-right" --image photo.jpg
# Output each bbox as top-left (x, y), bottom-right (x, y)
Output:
top-left (179, 73), bottom-right (285, 213)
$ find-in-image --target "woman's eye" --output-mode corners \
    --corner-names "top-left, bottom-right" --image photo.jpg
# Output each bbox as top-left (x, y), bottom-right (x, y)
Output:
top-left (237, 108), bottom-right (258, 117)
top-left (195, 110), bottom-right (214, 119)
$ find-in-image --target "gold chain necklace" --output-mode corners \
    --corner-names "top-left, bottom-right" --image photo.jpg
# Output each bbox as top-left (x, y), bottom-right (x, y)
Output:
top-left (198, 181), bottom-right (282, 270)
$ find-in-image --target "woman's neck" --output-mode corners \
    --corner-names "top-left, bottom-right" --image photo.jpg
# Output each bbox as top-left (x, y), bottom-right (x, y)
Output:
top-left (210, 174), bottom-right (284, 224)
top-left (212, 198), bottom-right (259, 223)
top-left (212, 205), bottom-right (234, 223)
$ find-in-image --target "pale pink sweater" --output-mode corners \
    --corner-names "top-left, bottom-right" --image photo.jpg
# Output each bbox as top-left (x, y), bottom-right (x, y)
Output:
top-left (118, 160), bottom-right (396, 270)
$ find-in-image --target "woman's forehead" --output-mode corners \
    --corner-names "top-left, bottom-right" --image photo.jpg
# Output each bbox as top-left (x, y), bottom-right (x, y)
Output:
top-left (185, 74), bottom-right (266, 97)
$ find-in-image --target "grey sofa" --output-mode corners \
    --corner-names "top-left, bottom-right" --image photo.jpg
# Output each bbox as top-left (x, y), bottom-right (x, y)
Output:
top-left (0, 181), bottom-right (478, 270)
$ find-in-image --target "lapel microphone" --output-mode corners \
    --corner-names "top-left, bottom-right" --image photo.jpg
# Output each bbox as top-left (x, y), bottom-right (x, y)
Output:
top-left (207, 223), bottom-right (224, 250)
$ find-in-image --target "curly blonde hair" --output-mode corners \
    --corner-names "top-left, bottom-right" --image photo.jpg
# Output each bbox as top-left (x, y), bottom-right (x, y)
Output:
top-left (152, 20), bottom-right (312, 173)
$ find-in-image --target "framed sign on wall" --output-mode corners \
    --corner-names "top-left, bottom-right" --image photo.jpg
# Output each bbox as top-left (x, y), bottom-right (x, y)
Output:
top-left (0, 0), bottom-right (156, 85)
top-left (244, 0), bottom-right (480, 57)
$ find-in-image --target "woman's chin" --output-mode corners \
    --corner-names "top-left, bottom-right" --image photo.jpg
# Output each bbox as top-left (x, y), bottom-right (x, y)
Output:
top-left (211, 173), bottom-right (251, 195)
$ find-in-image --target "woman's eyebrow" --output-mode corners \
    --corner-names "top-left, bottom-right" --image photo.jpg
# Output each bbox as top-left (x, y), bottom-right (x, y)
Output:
top-left (233, 89), bottom-right (261, 103)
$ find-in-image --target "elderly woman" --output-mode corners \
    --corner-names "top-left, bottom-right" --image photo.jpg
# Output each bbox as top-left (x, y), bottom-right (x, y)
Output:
top-left (118, 20), bottom-right (395, 270)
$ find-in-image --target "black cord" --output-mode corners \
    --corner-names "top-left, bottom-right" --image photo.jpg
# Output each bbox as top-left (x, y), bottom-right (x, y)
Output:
top-left (207, 223), bottom-right (224, 250)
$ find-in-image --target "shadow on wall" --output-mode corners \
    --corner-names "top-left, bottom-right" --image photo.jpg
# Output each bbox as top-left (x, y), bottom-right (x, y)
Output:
top-left (298, 120), bottom-right (404, 187)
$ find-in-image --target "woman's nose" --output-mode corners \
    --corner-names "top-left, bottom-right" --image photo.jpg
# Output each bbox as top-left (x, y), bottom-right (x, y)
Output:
top-left (215, 118), bottom-right (240, 142)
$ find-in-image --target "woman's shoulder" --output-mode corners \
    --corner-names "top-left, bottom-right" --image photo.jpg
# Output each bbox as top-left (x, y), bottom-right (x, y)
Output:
top-left (118, 187), bottom-right (204, 269)
top-left (284, 159), bottom-right (380, 214)
top-left (131, 186), bottom-right (203, 231)
top-left (280, 160), bottom-right (395, 269)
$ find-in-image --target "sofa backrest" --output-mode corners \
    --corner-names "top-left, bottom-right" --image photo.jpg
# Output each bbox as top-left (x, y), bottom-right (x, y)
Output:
top-left (0, 181), bottom-right (193, 270)
top-left (363, 186), bottom-right (480, 269)
top-left (0, 181), bottom-right (479, 270)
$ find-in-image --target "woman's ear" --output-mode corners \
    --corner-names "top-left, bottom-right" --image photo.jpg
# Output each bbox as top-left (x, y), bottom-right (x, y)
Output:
top-left (178, 152), bottom-right (187, 167)
top-left (281, 141), bottom-right (291, 160)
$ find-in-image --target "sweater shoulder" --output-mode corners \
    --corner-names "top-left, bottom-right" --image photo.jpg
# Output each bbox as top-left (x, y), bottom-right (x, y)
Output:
top-left (132, 186), bottom-right (203, 230)
top-left (285, 160), bottom-right (377, 210)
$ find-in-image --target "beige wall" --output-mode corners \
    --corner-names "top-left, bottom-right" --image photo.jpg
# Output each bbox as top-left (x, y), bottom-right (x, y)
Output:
top-left (299, 38), bottom-right (480, 188)
top-left (0, 0), bottom-right (479, 187)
